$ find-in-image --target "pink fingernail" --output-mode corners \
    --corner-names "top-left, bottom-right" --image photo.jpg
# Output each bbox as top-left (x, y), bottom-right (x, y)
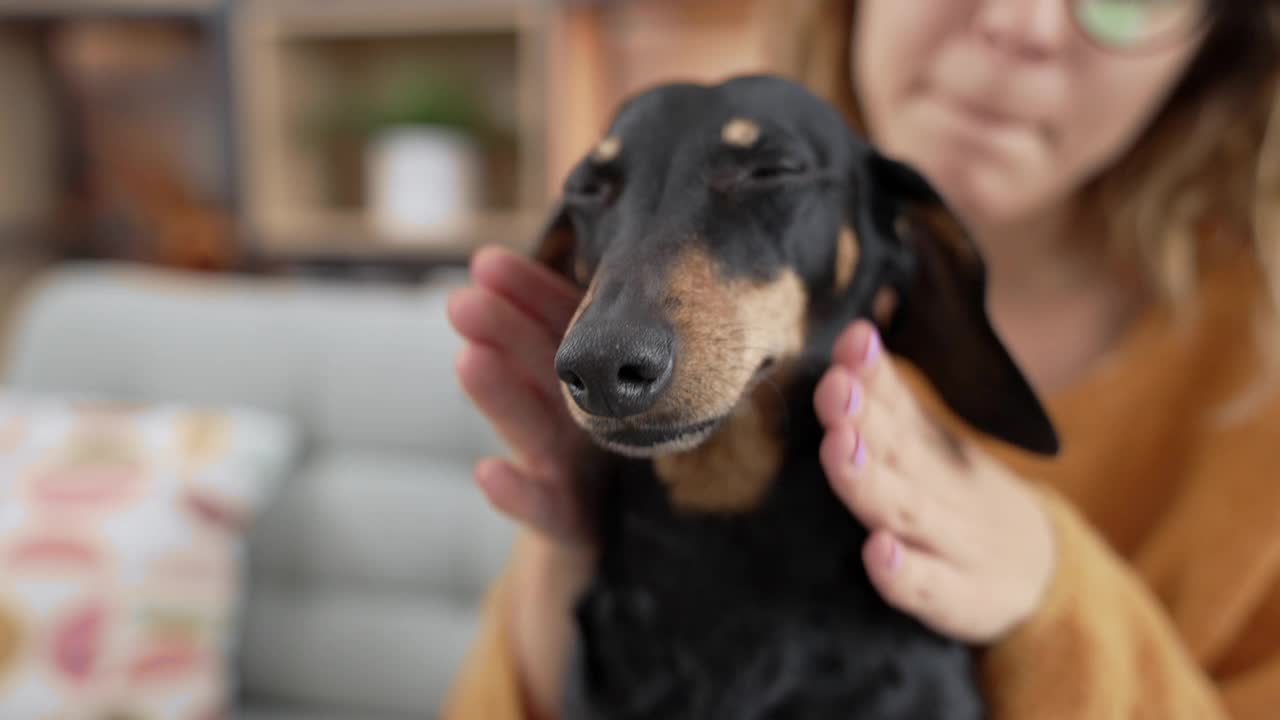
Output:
top-left (886, 538), bottom-right (902, 573)
top-left (851, 434), bottom-right (867, 468)
top-left (847, 381), bottom-right (862, 415)
top-left (863, 328), bottom-right (882, 366)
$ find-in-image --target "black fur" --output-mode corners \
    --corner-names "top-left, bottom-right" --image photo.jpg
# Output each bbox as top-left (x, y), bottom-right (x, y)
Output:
top-left (532, 75), bottom-right (1059, 720)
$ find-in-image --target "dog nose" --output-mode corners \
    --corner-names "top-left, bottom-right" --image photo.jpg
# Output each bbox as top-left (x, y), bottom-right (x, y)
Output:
top-left (554, 323), bottom-right (675, 418)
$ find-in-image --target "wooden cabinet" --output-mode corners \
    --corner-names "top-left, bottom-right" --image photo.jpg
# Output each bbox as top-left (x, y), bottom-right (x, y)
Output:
top-left (0, 24), bottom-right (58, 237)
top-left (232, 0), bottom-right (552, 263)
top-left (0, 0), bottom-right (776, 278)
top-left (0, 2), bottom-right (233, 270)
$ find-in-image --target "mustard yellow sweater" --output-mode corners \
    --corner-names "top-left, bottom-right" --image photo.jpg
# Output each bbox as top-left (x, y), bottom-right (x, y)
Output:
top-left (441, 248), bottom-right (1280, 719)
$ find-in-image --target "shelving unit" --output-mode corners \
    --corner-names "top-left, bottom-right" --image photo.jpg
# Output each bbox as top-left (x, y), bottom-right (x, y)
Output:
top-left (0, 22), bottom-right (59, 239)
top-left (0, 0), bottom-right (220, 15)
top-left (0, 0), bottom-right (236, 269)
top-left (0, 0), bottom-right (777, 279)
top-left (231, 0), bottom-right (552, 266)
top-left (228, 0), bottom-right (776, 269)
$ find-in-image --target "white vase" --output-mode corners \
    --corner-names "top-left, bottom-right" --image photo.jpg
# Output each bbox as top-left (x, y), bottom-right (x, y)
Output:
top-left (366, 126), bottom-right (481, 243)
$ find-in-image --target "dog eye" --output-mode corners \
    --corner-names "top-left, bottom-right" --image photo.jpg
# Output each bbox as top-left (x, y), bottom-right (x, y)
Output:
top-left (742, 157), bottom-right (808, 185)
top-left (564, 172), bottom-right (620, 208)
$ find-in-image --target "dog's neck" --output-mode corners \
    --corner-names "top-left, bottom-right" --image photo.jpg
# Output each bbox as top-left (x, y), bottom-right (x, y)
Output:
top-left (648, 361), bottom-right (822, 514)
top-left (643, 305), bottom-right (868, 515)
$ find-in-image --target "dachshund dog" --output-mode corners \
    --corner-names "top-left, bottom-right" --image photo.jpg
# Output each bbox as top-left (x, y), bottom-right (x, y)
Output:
top-left (530, 74), bottom-right (1059, 720)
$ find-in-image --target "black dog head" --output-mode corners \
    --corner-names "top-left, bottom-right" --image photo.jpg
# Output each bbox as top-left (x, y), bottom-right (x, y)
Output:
top-left (534, 75), bottom-right (1058, 459)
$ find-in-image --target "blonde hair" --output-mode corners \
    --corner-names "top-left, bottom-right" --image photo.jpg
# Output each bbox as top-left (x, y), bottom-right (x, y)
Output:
top-left (761, 0), bottom-right (1280, 328)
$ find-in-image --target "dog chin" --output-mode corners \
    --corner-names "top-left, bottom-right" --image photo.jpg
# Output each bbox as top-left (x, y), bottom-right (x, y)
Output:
top-left (592, 417), bottom-right (723, 459)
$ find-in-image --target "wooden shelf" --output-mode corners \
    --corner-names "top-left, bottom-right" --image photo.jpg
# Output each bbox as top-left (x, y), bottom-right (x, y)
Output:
top-left (0, 25), bottom-right (58, 231)
top-left (0, 0), bottom-right (221, 17)
top-left (0, 221), bottom-right (58, 252)
top-left (232, 0), bottom-right (552, 265)
top-left (252, 0), bottom-right (532, 38)
top-left (251, 208), bottom-right (542, 259)
top-left (0, 10), bottom-right (239, 270)
top-left (0, 0), bottom-right (781, 280)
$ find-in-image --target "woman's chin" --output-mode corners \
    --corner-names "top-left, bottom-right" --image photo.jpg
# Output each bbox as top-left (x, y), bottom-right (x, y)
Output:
top-left (914, 156), bottom-right (1048, 232)
top-left (877, 126), bottom-right (1054, 232)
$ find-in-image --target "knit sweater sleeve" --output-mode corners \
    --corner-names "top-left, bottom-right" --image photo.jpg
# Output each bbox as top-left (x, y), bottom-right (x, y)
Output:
top-left (439, 556), bottom-right (538, 720)
top-left (978, 483), bottom-right (1277, 719)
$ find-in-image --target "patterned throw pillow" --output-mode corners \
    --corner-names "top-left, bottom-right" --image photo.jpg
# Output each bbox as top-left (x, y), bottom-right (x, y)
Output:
top-left (0, 391), bottom-right (297, 719)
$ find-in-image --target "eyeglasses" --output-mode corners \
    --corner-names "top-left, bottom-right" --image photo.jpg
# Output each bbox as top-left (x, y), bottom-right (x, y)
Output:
top-left (1069, 0), bottom-right (1217, 52)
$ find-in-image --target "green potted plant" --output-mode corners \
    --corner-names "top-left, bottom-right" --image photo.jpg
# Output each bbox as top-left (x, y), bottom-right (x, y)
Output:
top-left (339, 69), bottom-right (493, 242)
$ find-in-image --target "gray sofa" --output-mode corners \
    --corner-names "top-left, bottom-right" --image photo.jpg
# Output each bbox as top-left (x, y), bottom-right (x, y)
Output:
top-left (0, 260), bottom-right (518, 719)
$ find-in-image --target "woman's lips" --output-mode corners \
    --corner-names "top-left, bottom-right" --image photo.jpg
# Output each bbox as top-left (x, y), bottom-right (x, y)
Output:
top-left (947, 96), bottom-right (1020, 127)
top-left (927, 89), bottom-right (1028, 131)
top-left (916, 91), bottom-right (1045, 154)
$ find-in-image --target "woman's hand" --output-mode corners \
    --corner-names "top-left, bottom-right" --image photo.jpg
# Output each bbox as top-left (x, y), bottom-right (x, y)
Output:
top-left (447, 245), bottom-right (592, 546)
top-left (813, 319), bottom-right (1058, 644)
top-left (449, 245), bottom-right (600, 719)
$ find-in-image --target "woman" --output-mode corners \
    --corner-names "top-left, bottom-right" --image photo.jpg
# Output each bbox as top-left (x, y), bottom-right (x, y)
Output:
top-left (443, 1), bottom-right (1280, 717)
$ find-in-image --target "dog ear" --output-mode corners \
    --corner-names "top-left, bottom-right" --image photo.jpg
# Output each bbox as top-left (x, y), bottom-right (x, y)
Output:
top-left (850, 150), bottom-right (1060, 456)
top-left (531, 201), bottom-right (581, 284)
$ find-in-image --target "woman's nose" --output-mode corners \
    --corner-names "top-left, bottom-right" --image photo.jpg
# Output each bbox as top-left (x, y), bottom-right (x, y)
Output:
top-left (972, 0), bottom-right (1073, 60)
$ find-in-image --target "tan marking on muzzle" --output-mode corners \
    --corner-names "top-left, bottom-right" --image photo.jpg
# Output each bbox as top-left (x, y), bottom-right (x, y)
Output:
top-left (721, 117), bottom-right (761, 147)
top-left (557, 247), bottom-right (808, 468)
top-left (592, 136), bottom-right (621, 163)
top-left (655, 247), bottom-right (807, 423)
top-left (654, 368), bottom-right (788, 512)
top-left (835, 225), bottom-right (860, 293)
top-left (646, 249), bottom-right (806, 510)
top-left (573, 256), bottom-right (592, 286)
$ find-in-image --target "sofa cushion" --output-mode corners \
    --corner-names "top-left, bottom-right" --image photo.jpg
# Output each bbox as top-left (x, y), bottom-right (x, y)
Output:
top-left (1, 262), bottom-right (521, 716)
top-left (236, 448), bottom-right (514, 716)
top-left (247, 449), bottom-right (514, 601)
top-left (238, 585), bottom-right (483, 718)
top-left (0, 389), bottom-right (297, 718)
top-left (238, 705), bottom-right (412, 720)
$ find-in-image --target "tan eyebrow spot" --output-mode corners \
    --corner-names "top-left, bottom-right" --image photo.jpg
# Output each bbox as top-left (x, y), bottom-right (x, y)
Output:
top-left (592, 136), bottom-right (621, 162)
top-left (574, 256), bottom-right (592, 286)
top-left (834, 225), bottom-right (860, 293)
top-left (721, 117), bottom-right (761, 147)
